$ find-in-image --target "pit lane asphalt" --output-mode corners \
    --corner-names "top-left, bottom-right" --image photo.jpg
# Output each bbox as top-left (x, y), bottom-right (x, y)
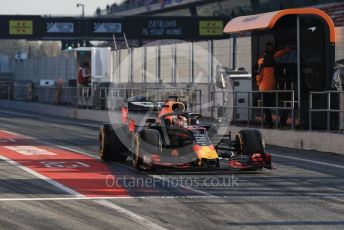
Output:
top-left (0, 108), bottom-right (343, 230)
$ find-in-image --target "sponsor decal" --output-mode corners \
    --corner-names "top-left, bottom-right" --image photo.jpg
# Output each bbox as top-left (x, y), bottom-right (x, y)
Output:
top-left (307, 26), bottom-right (317, 32)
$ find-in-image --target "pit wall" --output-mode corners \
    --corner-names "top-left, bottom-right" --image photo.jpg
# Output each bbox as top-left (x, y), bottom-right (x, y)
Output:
top-left (221, 126), bottom-right (344, 156)
top-left (0, 99), bottom-right (343, 155)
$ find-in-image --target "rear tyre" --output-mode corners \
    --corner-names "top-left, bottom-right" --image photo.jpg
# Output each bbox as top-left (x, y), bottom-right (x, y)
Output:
top-left (235, 129), bottom-right (265, 155)
top-left (99, 124), bottom-right (128, 162)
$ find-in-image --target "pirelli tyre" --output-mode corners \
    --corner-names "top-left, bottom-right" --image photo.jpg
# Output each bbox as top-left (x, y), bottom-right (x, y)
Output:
top-left (235, 129), bottom-right (265, 155)
top-left (99, 124), bottom-right (128, 162)
top-left (133, 129), bottom-right (162, 170)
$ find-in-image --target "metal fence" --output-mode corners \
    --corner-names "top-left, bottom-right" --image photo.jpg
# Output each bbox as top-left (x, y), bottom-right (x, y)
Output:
top-left (211, 90), bottom-right (296, 129)
top-left (0, 85), bottom-right (11, 100)
top-left (3, 83), bottom-right (344, 132)
top-left (10, 85), bottom-right (142, 110)
top-left (2, 85), bottom-right (202, 113)
top-left (309, 91), bottom-right (344, 132)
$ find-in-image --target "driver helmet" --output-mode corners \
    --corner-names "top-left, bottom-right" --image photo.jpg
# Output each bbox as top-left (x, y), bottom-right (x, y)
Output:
top-left (177, 116), bottom-right (188, 127)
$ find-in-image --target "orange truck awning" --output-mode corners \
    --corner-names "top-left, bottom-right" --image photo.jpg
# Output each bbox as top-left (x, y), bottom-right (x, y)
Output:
top-left (223, 8), bottom-right (335, 43)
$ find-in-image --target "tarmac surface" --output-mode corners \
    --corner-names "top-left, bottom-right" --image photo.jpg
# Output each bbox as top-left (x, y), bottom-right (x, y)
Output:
top-left (0, 108), bottom-right (343, 230)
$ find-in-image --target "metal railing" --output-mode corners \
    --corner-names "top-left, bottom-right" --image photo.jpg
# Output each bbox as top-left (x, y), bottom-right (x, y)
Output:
top-left (3, 84), bottom-right (344, 133)
top-left (211, 90), bottom-right (296, 129)
top-left (0, 85), bottom-right (11, 100)
top-left (309, 91), bottom-right (344, 132)
top-left (6, 84), bottom-right (139, 110)
top-left (2, 85), bottom-right (202, 113)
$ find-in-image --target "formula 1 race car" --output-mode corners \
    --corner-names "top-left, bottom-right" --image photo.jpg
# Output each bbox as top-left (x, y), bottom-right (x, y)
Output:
top-left (99, 96), bottom-right (272, 171)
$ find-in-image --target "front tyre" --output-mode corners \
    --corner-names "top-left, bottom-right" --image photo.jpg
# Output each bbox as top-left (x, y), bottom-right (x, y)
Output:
top-left (235, 129), bottom-right (265, 155)
top-left (99, 126), bottom-right (112, 161)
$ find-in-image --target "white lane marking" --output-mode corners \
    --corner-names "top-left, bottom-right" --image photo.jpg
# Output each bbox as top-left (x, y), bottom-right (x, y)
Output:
top-left (0, 130), bottom-right (167, 230)
top-left (0, 138), bottom-right (16, 143)
top-left (40, 161), bottom-right (90, 168)
top-left (273, 153), bottom-right (344, 169)
top-left (4, 146), bottom-right (57, 156)
top-left (0, 155), bottom-right (81, 196)
top-left (0, 130), bottom-right (23, 136)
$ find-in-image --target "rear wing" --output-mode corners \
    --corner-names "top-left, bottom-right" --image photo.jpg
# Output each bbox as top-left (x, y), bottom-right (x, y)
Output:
top-left (123, 100), bottom-right (164, 112)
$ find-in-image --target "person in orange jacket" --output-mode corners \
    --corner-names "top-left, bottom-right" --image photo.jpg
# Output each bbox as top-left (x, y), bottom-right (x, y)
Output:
top-left (256, 42), bottom-right (291, 127)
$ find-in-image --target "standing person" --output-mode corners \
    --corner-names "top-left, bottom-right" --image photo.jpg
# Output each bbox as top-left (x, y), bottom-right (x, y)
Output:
top-left (77, 62), bottom-right (91, 87)
top-left (256, 43), bottom-right (291, 127)
top-left (256, 42), bottom-right (276, 127)
top-left (77, 62), bottom-right (91, 107)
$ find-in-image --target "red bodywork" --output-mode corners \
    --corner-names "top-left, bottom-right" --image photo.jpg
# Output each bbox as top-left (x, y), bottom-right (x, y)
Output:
top-left (228, 153), bottom-right (272, 170)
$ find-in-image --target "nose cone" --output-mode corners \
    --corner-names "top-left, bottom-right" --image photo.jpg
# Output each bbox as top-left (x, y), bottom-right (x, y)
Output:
top-left (193, 145), bottom-right (219, 159)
